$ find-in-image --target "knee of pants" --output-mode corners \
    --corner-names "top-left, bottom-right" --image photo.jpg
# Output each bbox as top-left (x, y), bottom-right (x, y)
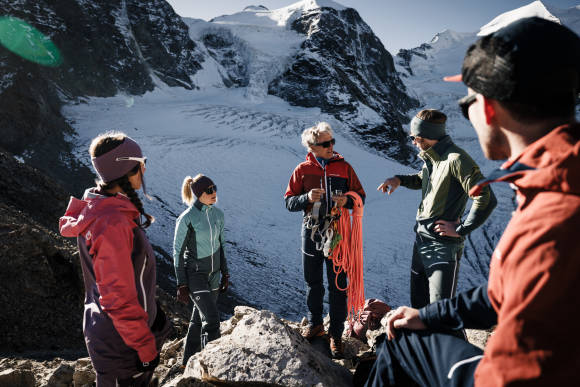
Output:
top-left (303, 265), bottom-right (324, 288)
top-left (328, 285), bottom-right (346, 299)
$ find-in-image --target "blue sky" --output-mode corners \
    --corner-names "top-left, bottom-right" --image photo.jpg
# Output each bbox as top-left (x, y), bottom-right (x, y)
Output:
top-left (165, 0), bottom-right (579, 53)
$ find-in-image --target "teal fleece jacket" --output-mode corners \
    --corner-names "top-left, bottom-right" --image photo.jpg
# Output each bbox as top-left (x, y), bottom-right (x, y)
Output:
top-left (173, 200), bottom-right (227, 289)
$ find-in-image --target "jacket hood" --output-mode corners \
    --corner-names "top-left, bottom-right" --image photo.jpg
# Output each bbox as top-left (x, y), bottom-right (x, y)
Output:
top-left (471, 124), bottom-right (580, 196)
top-left (59, 188), bottom-right (140, 238)
top-left (305, 151), bottom-right (345, 166)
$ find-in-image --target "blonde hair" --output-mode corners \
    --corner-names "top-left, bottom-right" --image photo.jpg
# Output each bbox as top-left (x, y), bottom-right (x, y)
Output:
top-left (181, 173), bottom-right (204, 206)
top-left (301, 122), bottom-right (333, 150)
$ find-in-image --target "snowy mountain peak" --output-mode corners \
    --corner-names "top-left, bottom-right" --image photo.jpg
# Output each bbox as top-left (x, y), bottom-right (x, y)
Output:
top-left (243, 5), bottom-right (269, 12)
top-left (478, 1), bottom-right (559, 36)
top-left (429, 29), bottom-right (475, 50)
top-left (283, 0), bottom-right (347, 12)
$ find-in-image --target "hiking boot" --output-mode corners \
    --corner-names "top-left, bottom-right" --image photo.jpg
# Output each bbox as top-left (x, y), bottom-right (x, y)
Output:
top-left (301, 324), bottom-right (325, 340)
top-left (330, 336), bottom-right (344, 359)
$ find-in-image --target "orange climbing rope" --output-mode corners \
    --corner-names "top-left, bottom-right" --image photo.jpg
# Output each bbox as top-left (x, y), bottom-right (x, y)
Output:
top-left (328, 191), bottom-right (365, 322)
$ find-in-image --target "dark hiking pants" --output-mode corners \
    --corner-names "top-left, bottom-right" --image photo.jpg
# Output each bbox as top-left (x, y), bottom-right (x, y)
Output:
top-left (302, 226), bottom-right (347, 339)
top-left (183, 288), bottom-right (220, 366)
top-left (364, 330), bottom-right (483, 387)
top-left (410, 236), bottom-right (463, 309)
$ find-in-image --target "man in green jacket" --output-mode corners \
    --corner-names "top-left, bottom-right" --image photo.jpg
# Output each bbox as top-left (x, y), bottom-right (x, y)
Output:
top-left (378, 109), bottom-right (496, 309)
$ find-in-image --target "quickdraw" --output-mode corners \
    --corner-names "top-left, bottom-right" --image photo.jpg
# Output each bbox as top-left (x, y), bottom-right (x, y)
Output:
top-left (304, 200), bottom-right (342, 257)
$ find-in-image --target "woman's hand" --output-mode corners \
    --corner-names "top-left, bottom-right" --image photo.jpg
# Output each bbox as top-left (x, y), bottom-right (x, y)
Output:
top-left (177, 286), bottom-right (190, 304)
top-left (219, 273), bottom-right (230, 293)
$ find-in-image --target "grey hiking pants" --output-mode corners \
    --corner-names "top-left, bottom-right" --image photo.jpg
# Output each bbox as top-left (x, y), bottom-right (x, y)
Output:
top-left (410, 236), bottom-right (463, 309)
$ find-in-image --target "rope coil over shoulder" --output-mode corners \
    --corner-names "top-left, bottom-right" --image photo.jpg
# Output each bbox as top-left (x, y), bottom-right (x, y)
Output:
top-left (328, 191), bottom-right (365, 322)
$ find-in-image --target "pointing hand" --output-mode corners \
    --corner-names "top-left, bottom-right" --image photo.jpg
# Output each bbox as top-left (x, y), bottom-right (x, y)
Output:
top-left (377, 177), bottom-right (401, 195)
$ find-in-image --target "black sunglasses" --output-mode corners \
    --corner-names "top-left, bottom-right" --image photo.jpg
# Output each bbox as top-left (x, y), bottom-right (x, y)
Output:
top-left (314, 138), bottom-right (336, 148)
top-left (458, 94), bottom-right (477, 120)
top-left (204, 185), bottom-right (217, 194)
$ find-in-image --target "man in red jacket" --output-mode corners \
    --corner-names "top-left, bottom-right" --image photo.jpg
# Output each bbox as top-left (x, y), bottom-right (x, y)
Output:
top-left (285, 121), bottom-right (365, 358)
top-left (364, 17), bottom-right (580, 386)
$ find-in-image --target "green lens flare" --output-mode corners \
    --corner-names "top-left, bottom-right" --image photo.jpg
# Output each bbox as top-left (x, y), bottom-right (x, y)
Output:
top-left (0, 16), bottom-right (62, 67)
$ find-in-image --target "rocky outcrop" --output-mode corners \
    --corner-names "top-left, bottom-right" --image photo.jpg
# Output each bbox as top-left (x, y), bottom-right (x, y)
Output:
top-left (184, 306), bottom-right (353, 386)
top-left (200, 29), bottom-right (249, 88)
top-left (268, 5), bottom-right (419, 163)
top-left (395, 43), bottom-right (431, 77)
top-left (0, 306), bottom-right (368, 387)
top-left (0, 301), bottom-right (492, 387)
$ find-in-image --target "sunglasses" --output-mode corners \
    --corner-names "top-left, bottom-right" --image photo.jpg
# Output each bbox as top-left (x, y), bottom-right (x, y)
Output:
top-left (458, 93), bottom-right (477, 120)
top-left (116, 156), bottom-right (147, 165)
top-left (204, 185), bottom-right (217, 194)
top-left (314, 138), bottom-right (336, 148)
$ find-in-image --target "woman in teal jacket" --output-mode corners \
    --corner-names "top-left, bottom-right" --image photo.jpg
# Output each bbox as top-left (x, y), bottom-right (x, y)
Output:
top-left (173, 174), bottom-right (229, 366)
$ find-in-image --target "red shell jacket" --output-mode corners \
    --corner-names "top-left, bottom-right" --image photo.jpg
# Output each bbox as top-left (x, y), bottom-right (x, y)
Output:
top-left (59, 188), bottom-right (162, 374)
top-left (471, 124), bottom-right (580, 385)
top-left (284, 152), bottom-right (365, 214)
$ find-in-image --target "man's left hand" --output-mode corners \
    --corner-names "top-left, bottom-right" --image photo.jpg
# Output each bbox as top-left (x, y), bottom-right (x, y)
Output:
top-left (434, 219), bottom-right (461, 238)
top-left (332, 195), bottom-right (347, 208)
top-left (384, 306), bottom-right (426, 340)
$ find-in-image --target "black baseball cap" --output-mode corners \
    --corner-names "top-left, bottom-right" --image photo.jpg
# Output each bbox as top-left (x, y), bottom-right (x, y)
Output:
top-left (445, 17), bottom-right (580, 105)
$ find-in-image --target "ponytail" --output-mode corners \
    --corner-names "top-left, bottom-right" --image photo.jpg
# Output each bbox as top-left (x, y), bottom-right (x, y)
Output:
top-left (181, 175), bottom-right (195, 206)
top-left (118, 175), bottom-right (154, 228)
top-left (98, 166), bottom-right (155, 228)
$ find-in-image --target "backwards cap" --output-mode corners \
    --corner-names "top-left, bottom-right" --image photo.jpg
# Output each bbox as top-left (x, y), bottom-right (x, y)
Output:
top-left (446, 17), bottom-right (580, 104)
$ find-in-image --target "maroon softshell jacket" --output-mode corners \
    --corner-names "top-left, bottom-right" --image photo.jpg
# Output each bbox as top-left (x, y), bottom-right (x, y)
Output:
top-left (60, 188), bottom-right (170, 377)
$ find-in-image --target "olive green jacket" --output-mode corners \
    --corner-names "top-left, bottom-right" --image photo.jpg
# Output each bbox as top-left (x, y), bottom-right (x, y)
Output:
top-left (397, 136), bottom-right (496, 242)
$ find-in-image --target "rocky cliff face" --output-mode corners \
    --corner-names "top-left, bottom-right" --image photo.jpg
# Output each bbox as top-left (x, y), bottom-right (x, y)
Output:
top-left (268, 5), bottom-right (419, 163)
top-left (396, 43), bottom-right (431, 77)
top-left (0, 150), bottom-right (84, 353)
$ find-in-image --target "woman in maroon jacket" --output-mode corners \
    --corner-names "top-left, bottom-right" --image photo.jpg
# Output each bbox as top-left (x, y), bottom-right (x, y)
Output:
top-left (60, 132), bottom-right (171, 387)
top-left (285, 122), bottom-right (365, 358)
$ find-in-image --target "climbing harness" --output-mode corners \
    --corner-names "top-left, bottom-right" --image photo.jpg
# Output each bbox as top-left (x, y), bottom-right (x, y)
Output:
top-left (328, 191), bottom-right (365, 322)
top-left (303, 199), bottom-right (341, 256)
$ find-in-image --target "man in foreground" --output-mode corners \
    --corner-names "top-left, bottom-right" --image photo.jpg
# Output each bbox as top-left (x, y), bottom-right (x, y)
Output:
top-left (365, 17), bottom-right (580, 386)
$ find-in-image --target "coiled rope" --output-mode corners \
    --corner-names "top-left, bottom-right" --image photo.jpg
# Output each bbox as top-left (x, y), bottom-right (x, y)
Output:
top-left (328, 191), bottom-right (365, 322)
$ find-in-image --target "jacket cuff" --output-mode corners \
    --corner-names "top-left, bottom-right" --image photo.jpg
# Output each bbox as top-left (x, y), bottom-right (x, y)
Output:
top-left (455, 223), bottom-right (468, 236)
top-left (418, 304), bottom-right (439, 330)
top-left (137, 344), bottom-right (158, 363)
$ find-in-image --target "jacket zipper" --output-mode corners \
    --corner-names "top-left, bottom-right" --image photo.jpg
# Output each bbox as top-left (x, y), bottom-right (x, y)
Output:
top-left (315, 157), bottom-right (331, 215)
top-left (139, 258), bottom-right (147, 313)
top-left (205, 207), bottom-right (214, 274)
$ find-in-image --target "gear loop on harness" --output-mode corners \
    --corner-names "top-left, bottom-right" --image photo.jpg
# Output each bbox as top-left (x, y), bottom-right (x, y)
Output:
top-left (304, 198), bottom-right (342, 256)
